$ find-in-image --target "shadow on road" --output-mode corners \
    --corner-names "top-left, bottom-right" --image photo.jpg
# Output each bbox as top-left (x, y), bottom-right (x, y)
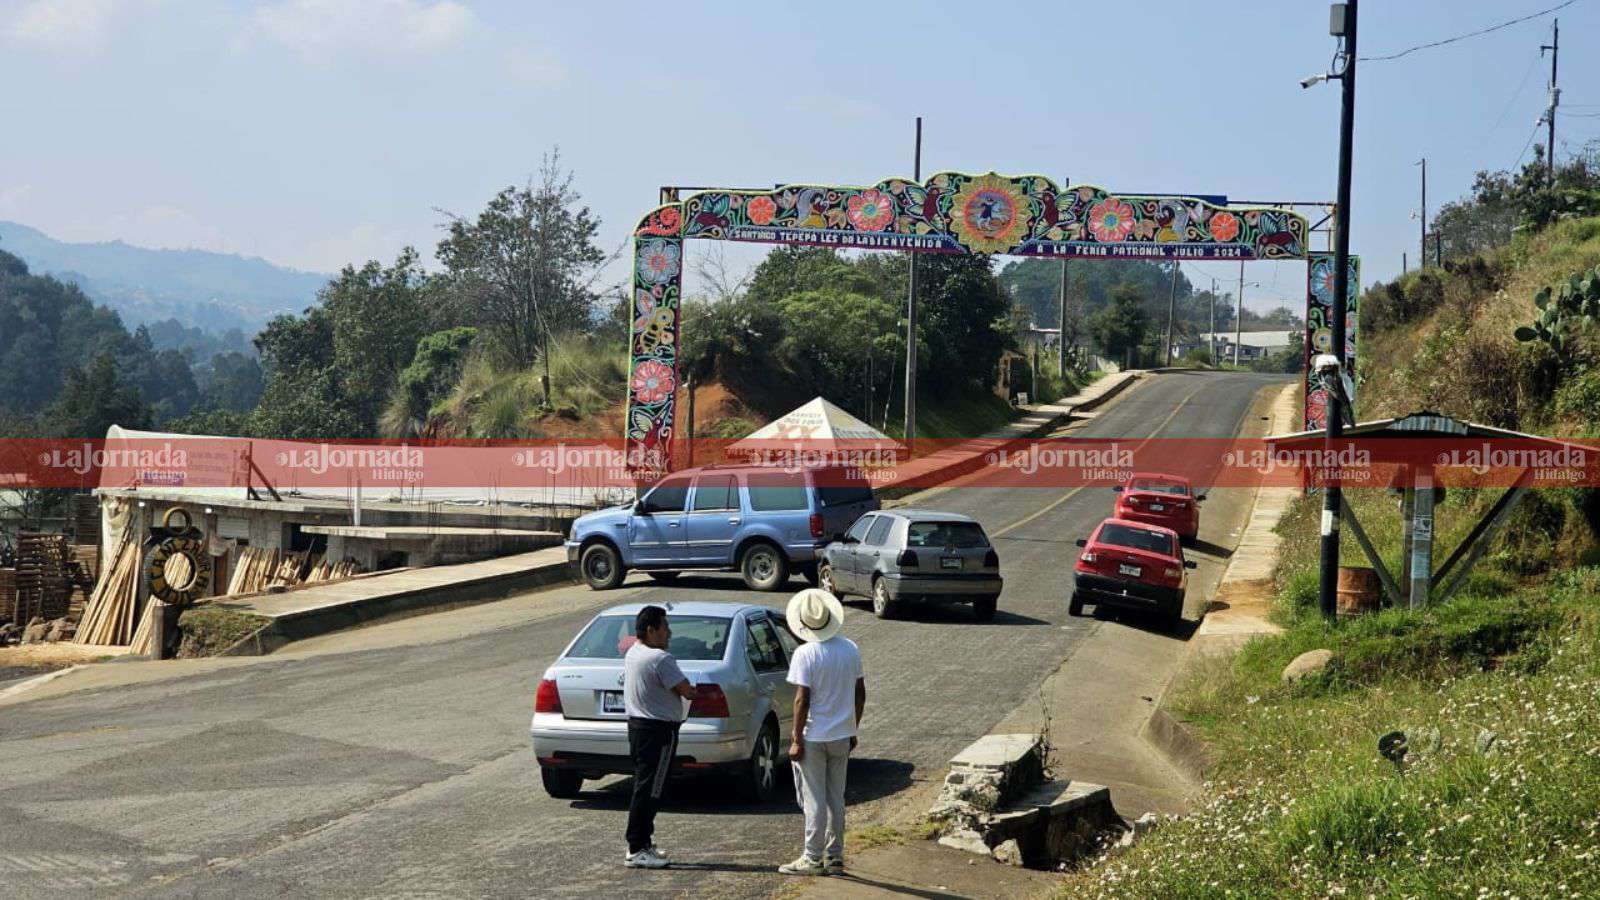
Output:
top-left (827, 875), bottom-right (972, 899)
top-left (1082, 606), bottom-right (1199, 641)
top-left (1186, 537), bottom-right (1235, 559)
top-left (837, 598), bottom-right (1050, 627)
top-left (567, 756), bottom-right (915, 815)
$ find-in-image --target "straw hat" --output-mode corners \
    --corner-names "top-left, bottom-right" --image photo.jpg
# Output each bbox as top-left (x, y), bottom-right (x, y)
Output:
top-left (786, 588), bottom-right (845, 643)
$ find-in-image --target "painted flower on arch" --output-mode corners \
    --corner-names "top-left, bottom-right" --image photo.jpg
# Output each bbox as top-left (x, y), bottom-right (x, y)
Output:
top-left (947, 173), bottom-right (1030, 253)
top-left (1087, 198), bottom-right (1136, 243)
top-left (636, 239), bottom-right (681, 285)
top-left (747, 195), bottom-right (777, 226)
top-left (631, 359), bottom-right (675, 406)
top-left (1209, 211), bottom-right (1240, 242)
top-left (846, 189), bottom-right (896, 231)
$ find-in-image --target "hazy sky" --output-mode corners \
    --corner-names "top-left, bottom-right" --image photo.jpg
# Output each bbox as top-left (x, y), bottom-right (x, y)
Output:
top-left (3, 0), bottom-right (1597, 311)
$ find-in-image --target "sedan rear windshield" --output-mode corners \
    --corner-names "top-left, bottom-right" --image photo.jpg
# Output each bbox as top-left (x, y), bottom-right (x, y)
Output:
top-left (565, 615), bottom-right (731, 661)
top-left (906, 521), bottom-right (989, 549)
top-left (1130, 480), bottom-right (1188, 496)
top-left (1098, 523), bottom-right (1175, 556)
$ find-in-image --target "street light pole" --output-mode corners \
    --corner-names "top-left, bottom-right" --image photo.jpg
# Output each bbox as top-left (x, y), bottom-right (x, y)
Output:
top-left (1416, 157), bottom-right (1426, 269)
top-left (1209, 277), bottom-right (1217, 364)
top-left (1163, 262), bottom-right (1179, 367)
top-left (1319, 0), bottom-right (1358, 622)
top-left (1235, 260), bottom-right (1245, 367)
top-left (1058, 259), bottom-right (1069, 381)
top-left (903, 117), bottom-right (922, 449)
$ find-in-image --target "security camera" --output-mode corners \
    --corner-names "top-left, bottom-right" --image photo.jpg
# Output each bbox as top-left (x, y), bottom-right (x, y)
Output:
top-left (1301, 73), bottom-right (1330, 90)
top-left (1312, 353), bottom-right (1341, 374)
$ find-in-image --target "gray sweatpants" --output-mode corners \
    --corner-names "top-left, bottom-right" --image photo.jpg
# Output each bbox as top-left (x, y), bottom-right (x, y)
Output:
top-left (792, 738), bottom-right (851, 862)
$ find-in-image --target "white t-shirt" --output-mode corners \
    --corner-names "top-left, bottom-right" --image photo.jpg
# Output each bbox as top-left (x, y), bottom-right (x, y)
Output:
top-left (786, 636), bottom-right (864, 743)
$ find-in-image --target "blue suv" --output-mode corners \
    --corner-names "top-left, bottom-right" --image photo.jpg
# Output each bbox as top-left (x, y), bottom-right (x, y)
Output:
top-left (566, 464), bottom-right (879, 592)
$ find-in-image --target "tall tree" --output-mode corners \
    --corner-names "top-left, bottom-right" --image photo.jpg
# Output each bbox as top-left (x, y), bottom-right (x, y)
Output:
top-left (47, 351), bottom-right (151, 437)
top-left (1091, 284), bottom-right (1153, 365)
top-left (916, 254), bottom-right (1013, 391)
top-left (436, 150), bottom-right (605, 403)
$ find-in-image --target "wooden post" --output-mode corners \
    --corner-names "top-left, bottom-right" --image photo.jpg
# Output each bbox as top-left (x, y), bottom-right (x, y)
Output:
top-left (148, 601), bottom-right (167, 660)
top-left (1409, 468), bottom-right (1435, 608)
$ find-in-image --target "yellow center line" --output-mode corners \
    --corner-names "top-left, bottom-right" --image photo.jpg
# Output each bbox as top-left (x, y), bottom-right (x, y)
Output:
top-left (991, 383), bottom-right (1209, 539)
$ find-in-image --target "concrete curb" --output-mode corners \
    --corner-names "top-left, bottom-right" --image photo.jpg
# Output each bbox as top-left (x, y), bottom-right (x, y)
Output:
top-left (0, 664), bottom-right (84, 701)
top-left (1139, 381), bottom-right (1300, 783)
top-left (219, 560), bottom-right (575, 656)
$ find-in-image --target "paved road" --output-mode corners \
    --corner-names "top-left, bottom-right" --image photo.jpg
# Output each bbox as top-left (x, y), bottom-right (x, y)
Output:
top-left (0, 371), bottom-right (1283, 899)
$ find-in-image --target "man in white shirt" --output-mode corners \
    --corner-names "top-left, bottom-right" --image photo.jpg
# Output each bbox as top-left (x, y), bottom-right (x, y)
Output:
top-left (778, 589), bottom-right (866, 876)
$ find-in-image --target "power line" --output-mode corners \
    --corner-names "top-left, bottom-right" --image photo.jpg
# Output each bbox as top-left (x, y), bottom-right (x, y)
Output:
top-left (1359, 0), bottom-right (1578, 62)
top-left (1560, 110), bottom-right (1600, 118)
top-left (1512, 118), bottom-right (1544, 171)
top-left (1477, 53), bottom-right (1543, 149)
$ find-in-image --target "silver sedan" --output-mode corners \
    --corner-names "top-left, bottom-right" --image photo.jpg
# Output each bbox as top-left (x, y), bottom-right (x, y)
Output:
top-left (530, 601), bottom-right (799, 803)
top-left (817, 509), bottom-right (1003, 620)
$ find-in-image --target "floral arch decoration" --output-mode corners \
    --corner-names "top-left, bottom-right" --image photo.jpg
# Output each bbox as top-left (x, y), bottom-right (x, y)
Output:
top-left (625, 171), bottom-right (1311, 474)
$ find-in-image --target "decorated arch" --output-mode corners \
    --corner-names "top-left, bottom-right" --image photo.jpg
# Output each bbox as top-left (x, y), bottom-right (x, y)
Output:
top-left (626, 171), bottom-right (1313, 473)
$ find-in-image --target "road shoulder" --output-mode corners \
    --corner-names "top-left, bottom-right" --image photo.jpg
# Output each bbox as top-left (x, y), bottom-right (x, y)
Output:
top-left (791, 376), bottom-right (1294, 900)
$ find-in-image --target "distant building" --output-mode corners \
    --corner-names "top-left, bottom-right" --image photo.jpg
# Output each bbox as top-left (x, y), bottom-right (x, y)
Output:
top-left (1175, 331), bottom-right (1296, 362)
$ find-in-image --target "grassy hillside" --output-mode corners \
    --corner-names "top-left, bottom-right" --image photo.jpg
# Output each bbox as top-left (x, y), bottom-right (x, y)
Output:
top-left (1064, 217), bottom-right (1600, 898)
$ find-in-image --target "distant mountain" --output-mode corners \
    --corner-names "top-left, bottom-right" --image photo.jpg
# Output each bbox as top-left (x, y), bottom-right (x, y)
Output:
top-left (0, 221), bottom-right (329, 337)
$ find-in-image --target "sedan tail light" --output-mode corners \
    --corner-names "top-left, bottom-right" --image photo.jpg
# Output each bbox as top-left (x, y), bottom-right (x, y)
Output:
top-left (809, 513), bottom-right (825, 539)
top-left (688, 683), bottom-right (730, 717)
top-left (983, 549), bottom-right (1000, 568)
top-left (1164, 566), bottom-right (1182, 581)
top-left (535, 678), bottom-right (563, 714)
top-left (897, 549), bottom-right (919, 567)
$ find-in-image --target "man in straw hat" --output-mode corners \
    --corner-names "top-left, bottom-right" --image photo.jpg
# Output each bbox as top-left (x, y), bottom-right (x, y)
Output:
top-left (778, 588), bottom-right (866, 876)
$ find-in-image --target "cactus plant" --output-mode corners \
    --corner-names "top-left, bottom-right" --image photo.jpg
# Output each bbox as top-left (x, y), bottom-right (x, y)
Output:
top-left (1515, 263), bottom-right (1600, 352)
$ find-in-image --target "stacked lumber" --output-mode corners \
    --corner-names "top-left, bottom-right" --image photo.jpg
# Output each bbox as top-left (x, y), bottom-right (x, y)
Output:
top-left (306, 557), bottom-right (362, 583)
top-left (74, 536), bottom-right (143, 646)
top-left (15, 533), bottom-right (71, 623)
top-left (0, 568), bottom-right (16, 625)
top-left (225, 547), bottom-right (362, 596)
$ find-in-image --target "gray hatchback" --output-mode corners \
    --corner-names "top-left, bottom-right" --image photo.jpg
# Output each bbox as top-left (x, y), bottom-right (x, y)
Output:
top-left (816, 510), bottom-right (1003, 620)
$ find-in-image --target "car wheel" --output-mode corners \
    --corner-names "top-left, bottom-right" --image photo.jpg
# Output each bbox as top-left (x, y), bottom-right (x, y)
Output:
top-left (740, 722), bottom-right (780, 803)
top-left (799, 562), bottom-right (820, 587)
top-left (540, 766), bottom-right (583, 799)
top-left (871, 577), bottom-right (897, 619)
top-left (580, 543), bottom-right (625, 590)
top-left (1068, 592), bottom-right (1084, 617)
top-left (817, 562), bottom-right (841, 597)
top-left (972, 596), bottom-right (998, 621)
top-left (740, 543), bottom-right (788, 592)
top-left (646, 571), bottom-right (679, 583)
top-left (1167, 594), bottom-right (1186, 627)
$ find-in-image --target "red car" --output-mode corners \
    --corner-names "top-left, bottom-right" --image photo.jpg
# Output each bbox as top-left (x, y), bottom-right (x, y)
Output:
top-left (1113, 473), bottom-right (1205, 543)
top-left (1071, 517), bottom-right (1196, 624)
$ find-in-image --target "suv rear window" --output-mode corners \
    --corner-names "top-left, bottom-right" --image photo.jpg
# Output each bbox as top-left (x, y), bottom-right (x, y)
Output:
top-left (906, 521), bottom-right (989, 549)
top-left (1098, 523), bottom-right (1176, 556)
top-left (565, 615), bottom-right (731, 661)
top-left (747, 472), bottom-right (808, 511)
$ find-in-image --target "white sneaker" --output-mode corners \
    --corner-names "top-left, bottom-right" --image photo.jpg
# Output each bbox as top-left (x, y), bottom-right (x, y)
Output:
top-left (778, 855), bottom-right (827, 876)
top-left (648, 844), bottom-right (669, 860)
top-left (624, 847), bottom-right (669, 869)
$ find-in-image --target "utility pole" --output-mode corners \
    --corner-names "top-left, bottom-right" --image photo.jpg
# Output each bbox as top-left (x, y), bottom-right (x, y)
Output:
top-left (1057, 260), bottom-right (1069, 381)
top-left (1163, 262), bottom-right (1179, 367)
top-left (1415, 157), bottom-right (1426, 268)
top-left (1235, 260), bottom-right (1245, 367)
top-left (1403, 252), bottom-right (1407, 274)
top-left (1542, 19), bottom-right (1559, 188)
top-left (903, 116), bottom-right (922, 449)
top-left (1433, 230), bottom-right (1442, 267)
top-left (1209, 277), bottom-right (1217, 364)
top-left (1319, 0), bottom-right (1358, 622)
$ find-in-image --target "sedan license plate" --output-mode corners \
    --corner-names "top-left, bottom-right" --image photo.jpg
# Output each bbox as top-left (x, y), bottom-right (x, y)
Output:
top-left (941, 556), bottom-right (962, 570)
top-left (1118, 563), bottom-right (1142, 577)
top-left (1149, 503), bottom-right (1165, 512)
top-left (600, 690), bottom-right (625, 714)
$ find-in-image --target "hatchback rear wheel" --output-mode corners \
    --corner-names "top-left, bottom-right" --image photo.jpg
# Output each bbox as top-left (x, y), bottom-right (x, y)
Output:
top-left (972, 596), bottom-right (998, 621)
top-left (740, 543), bottom-right (788, 592)
top-left (871, 577), bottom-right (898, 619)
